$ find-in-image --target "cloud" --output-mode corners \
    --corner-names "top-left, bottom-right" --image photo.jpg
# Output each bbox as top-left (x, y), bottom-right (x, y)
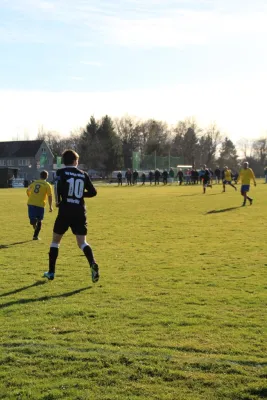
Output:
top-left (2, 0), bottom-right (267, 47)
top-left (102, 10), bottom-right (267, 48)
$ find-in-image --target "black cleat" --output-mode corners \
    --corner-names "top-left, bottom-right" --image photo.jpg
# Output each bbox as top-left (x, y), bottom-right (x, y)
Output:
top-left (43, 272), bottom-right (55, 280)
top-left (90, 263), bottom-right (99, 283)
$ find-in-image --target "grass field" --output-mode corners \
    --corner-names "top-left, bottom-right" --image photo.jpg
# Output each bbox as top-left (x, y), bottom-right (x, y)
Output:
top-left (0, 182), bottom-right (267, 400)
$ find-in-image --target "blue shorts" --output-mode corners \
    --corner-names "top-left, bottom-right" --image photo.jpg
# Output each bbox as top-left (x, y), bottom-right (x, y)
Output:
top-left (28, 205), bottom-right (44, 222)
top-left (241, 185), bottom-right (250, 193)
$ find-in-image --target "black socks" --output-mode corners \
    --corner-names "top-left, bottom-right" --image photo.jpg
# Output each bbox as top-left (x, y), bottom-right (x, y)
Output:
top-left (49, 247), bottom-right (59, 274)
top-left (83, 244), bottom-right (96, 266)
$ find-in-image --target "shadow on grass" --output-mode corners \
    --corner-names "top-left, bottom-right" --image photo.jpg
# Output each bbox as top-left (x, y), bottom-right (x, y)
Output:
top-left (178, 192), bottom-right (222, 198)
top-left (247, 388), bottom-right (267, 398)
top-left (208, 193), bottom-right (225, 196)
top-left (0, 240), bottom-right (32, 250)
top-left (206, 206), bottom-right (241, 214)
top-left (0, 281), bottom-right (46, 298)
top-left (178, 193), bottom-right (201, 197)
top-left (0, 286), bottom-right (91, 309)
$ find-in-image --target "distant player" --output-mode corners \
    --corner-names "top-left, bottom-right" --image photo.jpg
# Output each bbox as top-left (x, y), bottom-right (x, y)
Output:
top-left (117, 171), bottom-right (122, 186)
top-left (202, 165), bottom-right (212, 194)
top-left (177, 169), bottom-right (183, 185)
top-left (214, 166), bottom-right (221, 184)
top-left (154, 169), bottom-right (161, 185)
top-left (141, 172), bottom-right (146, 185)
top-left (125, 169), bottom-right (132, 185)
top-left (209, 169), bottom-right (214, 185)
top-left (237, 161), bottom-right (256, 206)
top-left (169, 168), bottom-right (174, 184)
top-left (222, 166), bottom-right (237, 192)
top-left (162, 170), bottom-right (168, 185)
top-left (191, 169), bottom-right (199, 184)
top-left (43, 149), bottom-right (99, 283)
top-left (148, 171), bottom-right (153, 185)
top-left (26, 170), bottom-right (53, 240)
top-left (133, 170), bottom-right (139, 185)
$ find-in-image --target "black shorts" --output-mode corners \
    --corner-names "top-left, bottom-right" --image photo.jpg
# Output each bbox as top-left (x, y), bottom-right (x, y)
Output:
top-left (53, 208), bottom-right (87, 236)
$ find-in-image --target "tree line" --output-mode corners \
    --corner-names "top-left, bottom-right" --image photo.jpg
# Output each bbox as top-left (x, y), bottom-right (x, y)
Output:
top-left (36, 115), bottom-right (267, 176)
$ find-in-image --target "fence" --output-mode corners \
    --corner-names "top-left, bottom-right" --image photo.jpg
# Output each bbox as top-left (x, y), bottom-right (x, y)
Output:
top-left (132, 152), bottom-right (184, 171)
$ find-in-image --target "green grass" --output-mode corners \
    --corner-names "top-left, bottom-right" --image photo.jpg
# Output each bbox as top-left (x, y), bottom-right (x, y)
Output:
top-left (0, 182), bottom-right (267, 400)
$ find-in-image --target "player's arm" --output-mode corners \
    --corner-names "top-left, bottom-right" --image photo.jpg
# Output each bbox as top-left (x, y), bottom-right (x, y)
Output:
top-left (48, 195), bottom-right (53, 211)
top-left (47, 184), bottom-right (53, 212)
top-left (251, 169), bottom-right (257, 186)
top-left (26, 183), bottom-right (32, 197)
top-left (84, 173), bottom-right (97, 198)
top-left (54, 170), bottom-right (62, 206)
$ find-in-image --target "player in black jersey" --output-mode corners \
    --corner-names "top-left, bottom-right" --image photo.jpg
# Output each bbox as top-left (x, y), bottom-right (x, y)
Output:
top-left (202, 165), bottom-right (212, 194)
top-left (43, 149), bottom-right (99, 283)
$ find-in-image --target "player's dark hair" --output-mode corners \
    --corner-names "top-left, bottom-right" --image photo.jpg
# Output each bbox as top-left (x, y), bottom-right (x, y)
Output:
top-left (40, 170), bottom-right (48, 179)
top-left (62, 149), bottom-right (79, 166)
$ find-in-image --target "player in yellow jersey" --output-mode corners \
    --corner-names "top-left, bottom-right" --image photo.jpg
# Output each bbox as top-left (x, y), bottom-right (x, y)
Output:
top-left (237, 161), bottom-right (256, 206)
top-left (222, 166), bottom-right (237, 192)
top-left (27, 170), bottom-right (53, 240)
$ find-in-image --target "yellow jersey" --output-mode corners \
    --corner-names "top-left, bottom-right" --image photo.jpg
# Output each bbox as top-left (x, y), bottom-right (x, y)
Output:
top-left (27, 180), bottom-right (52, 208)
top-left (238, 168), bottom-right (256, 185)
top-left (224, 169), bottom-right (232, 181)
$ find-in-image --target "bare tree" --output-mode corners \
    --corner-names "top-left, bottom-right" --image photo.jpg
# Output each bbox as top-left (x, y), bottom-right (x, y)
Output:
top-left (198, 123), bottom-right (222, 167)
top-left (252, 137), bottom-right (267, 165)
top-left (114, 116), bottom-right (143, 168)
top-left (237, 138), bottom-right (254, 159)
top-left (36, 128), bottom-right (64, 160)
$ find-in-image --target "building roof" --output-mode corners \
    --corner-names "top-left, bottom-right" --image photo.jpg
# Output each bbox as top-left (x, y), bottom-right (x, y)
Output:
top-left (0, 140), bottom-right (44, 158)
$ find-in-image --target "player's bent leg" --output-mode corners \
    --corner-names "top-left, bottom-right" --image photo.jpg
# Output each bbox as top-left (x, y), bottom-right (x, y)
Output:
top-left (28, 206), bottom-right (37, 230)
top-left (78, 236), bottom-right (99, 283)
top-left (247, 195), bottom-right (253, 205)
top-left (33, 220), bottom-right (42, 240)
top-left (78, 236), bottom-right (96, 259)
top-left (30, 218), bottom-right (37, 230)
top-left (241, 191), bottom-right (247, 206)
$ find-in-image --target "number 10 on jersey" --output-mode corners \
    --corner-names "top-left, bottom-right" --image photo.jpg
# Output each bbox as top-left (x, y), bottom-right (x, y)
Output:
top-left (67, 178), bottom-right (84, 199)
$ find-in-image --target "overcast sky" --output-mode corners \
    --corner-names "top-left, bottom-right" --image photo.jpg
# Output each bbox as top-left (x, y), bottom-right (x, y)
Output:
top-left (1, 0), bottom-right (267, 142)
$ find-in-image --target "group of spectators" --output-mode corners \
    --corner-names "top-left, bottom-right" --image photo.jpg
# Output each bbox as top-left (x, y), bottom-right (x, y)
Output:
top-left (117, 169), bottom-right (175, 186)
top-left (116, 167), bottom-right (239, 186)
